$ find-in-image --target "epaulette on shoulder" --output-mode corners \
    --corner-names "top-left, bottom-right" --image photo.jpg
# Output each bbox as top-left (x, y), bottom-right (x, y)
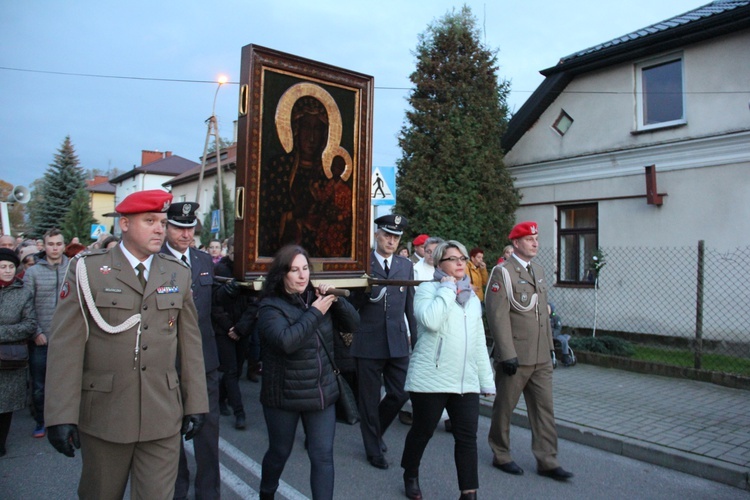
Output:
top-left (74, 248), bottom-right (108, 260)
top-left (158, 252), bottom-right (183, 264)
top-left (490, 262), bottom-right (509, 275)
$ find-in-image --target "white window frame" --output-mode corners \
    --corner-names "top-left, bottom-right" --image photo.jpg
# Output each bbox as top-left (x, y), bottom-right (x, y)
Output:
top-left (635, 52), bottom-right (686, 131)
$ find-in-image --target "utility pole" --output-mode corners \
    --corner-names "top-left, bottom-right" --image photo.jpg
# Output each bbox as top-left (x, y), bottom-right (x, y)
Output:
top-left (196, 76), bottom-right (228, 238)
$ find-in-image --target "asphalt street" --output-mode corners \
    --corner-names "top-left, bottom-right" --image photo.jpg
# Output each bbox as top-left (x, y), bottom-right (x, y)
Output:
top-left (0, 377), bottom-right (744, 499)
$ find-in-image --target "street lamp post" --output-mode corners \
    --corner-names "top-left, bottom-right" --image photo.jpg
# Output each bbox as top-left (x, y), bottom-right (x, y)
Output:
top-left (196, 76), bottom-right (228, 238)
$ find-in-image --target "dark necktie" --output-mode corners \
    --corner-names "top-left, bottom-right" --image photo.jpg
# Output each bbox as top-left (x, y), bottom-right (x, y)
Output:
top-left (384, 259), bottom-right (390, 277)
top-left (527, 263), bottom-right (536, 283)
top-left (181, 254), bottom-right (190, 267)
top-left (136, 263), bottom-right (147, 289)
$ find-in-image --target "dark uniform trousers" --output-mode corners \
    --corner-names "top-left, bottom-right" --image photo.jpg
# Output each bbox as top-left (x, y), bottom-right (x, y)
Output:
top-left (171, 247), bottom-right (222, 500)
top-left (488, 362), bottom-right (559, 470)
top-left (356, 355), bottom-right (410, 458)
top-left (175, 368), bottom-right (220, 499)
top-left (351, 253), bottom-right (417, 460)
top-left (79, 431), bottom-right (181, 500)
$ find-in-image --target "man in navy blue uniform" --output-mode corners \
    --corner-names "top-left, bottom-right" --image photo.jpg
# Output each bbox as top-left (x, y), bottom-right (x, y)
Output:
top-left (351, 214), bottom-right (418, 470)
top-left (163, 202), bottom-right (222, 499)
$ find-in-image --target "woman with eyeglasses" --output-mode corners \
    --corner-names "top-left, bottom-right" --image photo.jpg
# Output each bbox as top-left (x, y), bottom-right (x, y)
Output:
top-left (400, 240), bottom-right (495, 500)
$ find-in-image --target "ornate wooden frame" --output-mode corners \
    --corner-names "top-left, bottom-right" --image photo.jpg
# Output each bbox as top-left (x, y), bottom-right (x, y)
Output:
top-left (234, 44), bottom-right (373, 280)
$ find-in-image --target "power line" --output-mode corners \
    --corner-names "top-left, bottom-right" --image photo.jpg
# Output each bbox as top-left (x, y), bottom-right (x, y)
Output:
top-left (0, 66), bottom-right (239, 85)
top-left (0, 66), bottom-right (746, 95)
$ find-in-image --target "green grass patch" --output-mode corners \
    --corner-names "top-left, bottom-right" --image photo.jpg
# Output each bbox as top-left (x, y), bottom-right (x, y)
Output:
top-left (631, 345), bottom-right (750, 377)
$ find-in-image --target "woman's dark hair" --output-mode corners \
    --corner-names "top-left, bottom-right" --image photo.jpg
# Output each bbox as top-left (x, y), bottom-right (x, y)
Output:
top-left (262, 245), bottom-right (311, 298)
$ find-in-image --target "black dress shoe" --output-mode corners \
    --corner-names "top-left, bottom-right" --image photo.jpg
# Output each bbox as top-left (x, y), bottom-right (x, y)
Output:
top-left (538, 466), bottom-right (574, 481)
top-left (380, 438), bottom-right (388, 453)
top-left (368, 455), bottom-right (389, 470)
top-left (403, 475), bottom-right (422, 499)
top-left (492, 460), bottom-right (524, 475)
top-left (219, 402), bottom-right (231, 416)
top-left (234, 414), bottom-right (246, 430)
top-left (398, 410), bottom-right (413, 425)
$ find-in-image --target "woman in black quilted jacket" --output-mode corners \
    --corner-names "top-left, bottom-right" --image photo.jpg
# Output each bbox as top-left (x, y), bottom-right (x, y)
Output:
top-left (256, 245), bottom-right (359, 500)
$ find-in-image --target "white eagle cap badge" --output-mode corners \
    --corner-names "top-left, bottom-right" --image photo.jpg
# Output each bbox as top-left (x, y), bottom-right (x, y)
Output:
top-left (530, 225), bottom-right (538, 234)
top-left (182, 203), bottom-right (192, 215)
top-left (394, 215), bottom-right (402, 225)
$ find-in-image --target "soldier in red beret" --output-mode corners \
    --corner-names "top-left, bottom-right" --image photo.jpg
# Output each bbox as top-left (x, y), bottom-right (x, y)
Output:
top-left (485, 221), bottom-right (574, 481)
top-left (410, 234), bottom-right (429, 264)
top-left (43, 189), bottom-right (209, 499)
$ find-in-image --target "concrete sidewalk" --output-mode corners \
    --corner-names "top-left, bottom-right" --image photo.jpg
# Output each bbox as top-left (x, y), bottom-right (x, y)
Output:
top-left (478, 363), bottom-right (750, 491)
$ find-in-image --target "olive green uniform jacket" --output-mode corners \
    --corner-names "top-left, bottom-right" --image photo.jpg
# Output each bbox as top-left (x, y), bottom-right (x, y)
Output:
top-left (44, 245), bottom-right (208, 443)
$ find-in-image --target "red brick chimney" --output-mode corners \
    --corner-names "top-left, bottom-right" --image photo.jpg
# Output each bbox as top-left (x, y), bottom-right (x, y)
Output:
top-left (86, 175), bottom-right (110, 187)
top-left (141, 150), bottom-right (165, 166)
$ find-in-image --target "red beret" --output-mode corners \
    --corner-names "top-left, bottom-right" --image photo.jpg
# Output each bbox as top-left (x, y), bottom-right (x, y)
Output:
top-left (508, 221), bottom-right (539, 240)
top-left (115, 189), bottom-right (173, 215)
top-left (412, 234), bottom-right (429, 246)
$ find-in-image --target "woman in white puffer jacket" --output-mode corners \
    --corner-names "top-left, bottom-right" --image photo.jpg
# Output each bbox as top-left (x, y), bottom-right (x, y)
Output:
top-left (401, 240), bottom-right (495, 500)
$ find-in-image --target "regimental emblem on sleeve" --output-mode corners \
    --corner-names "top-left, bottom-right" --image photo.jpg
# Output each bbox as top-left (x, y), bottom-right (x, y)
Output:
top-left (60, 281), bottom-right (70, 299)
top-left (491, 282), bottom-right (500, 293)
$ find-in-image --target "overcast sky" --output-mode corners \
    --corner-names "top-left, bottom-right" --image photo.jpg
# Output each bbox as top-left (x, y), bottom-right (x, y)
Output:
top-left (0, 0), bottom-right (708, 190)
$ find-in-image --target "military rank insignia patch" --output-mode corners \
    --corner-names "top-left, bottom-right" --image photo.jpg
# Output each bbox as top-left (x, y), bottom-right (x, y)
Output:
top-left (60, 281), bottom-right (70, 299)
top-left (491, 282), bottom-right (500, 293)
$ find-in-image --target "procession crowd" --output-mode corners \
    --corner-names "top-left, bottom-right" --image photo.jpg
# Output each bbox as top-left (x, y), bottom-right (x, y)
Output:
top-left (0, 190), bottom-right (572, 500)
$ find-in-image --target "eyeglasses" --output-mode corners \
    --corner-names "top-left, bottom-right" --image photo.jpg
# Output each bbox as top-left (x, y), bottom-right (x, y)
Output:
top-left (439, 256), bottom-right (468, 263)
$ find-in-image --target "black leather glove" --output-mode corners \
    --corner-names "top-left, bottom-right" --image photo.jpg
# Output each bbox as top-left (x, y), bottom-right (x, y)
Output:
top-left (500, 357), bottom-right (519, 376)
top-left (47, 424), bottom-right (81, 457)
top-left (222, 279), bottom-right (240, 298)
top-left (181, 414), bottom-right (206, 441)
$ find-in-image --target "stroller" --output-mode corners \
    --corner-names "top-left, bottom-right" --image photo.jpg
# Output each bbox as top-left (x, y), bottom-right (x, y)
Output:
top-left (549, 303), bottom-right (576, 369)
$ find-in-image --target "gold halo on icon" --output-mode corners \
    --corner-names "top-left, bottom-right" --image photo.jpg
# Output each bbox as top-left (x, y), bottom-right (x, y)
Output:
top-left (275, 82), bottom-right (353, 181)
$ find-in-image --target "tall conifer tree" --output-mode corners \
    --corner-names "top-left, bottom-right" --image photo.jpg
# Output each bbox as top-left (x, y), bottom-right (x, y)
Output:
top-left (30, 136), bottom-right (88, 237)
top-left (395, 6), bottom-right (519, 257)
top-left (61, 187), bottom-right (97, 243)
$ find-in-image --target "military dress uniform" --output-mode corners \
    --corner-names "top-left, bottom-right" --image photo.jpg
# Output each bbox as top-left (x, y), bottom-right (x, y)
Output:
top-left (485, 252), bottom-right (560, 472)
top-left (165, 241), bottom-right (222, 500)
top-left (161, 199), bottom-right (223, 500)
top-left (350, 215), bottom-right (418, 468)
top-left (45, 244), bottom-right (208, 499)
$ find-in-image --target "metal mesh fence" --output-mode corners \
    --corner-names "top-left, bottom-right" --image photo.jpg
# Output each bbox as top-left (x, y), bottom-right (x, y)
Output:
top-left (535, 243), bottom-right (750, 378)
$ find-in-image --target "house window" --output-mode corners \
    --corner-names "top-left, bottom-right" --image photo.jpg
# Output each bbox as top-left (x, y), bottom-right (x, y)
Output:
top-left (557, 204), bottom-right (598, 285)
top-left (635, 54), bottom-right (685, 130)
top-left (552, 110), bottom-right (573, 136)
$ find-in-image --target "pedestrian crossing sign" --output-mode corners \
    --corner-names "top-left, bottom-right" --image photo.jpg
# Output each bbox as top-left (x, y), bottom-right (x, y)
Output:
top-left (90, 224), bottom-right (106, 239)
top-left (371, 166), bottom-right (395, 206)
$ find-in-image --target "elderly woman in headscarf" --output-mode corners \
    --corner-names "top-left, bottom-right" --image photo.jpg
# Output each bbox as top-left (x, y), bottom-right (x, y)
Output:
top-left (0, 248), bottom-right (37, 457)
top-left (400, 240), bottom-right (495, 500)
